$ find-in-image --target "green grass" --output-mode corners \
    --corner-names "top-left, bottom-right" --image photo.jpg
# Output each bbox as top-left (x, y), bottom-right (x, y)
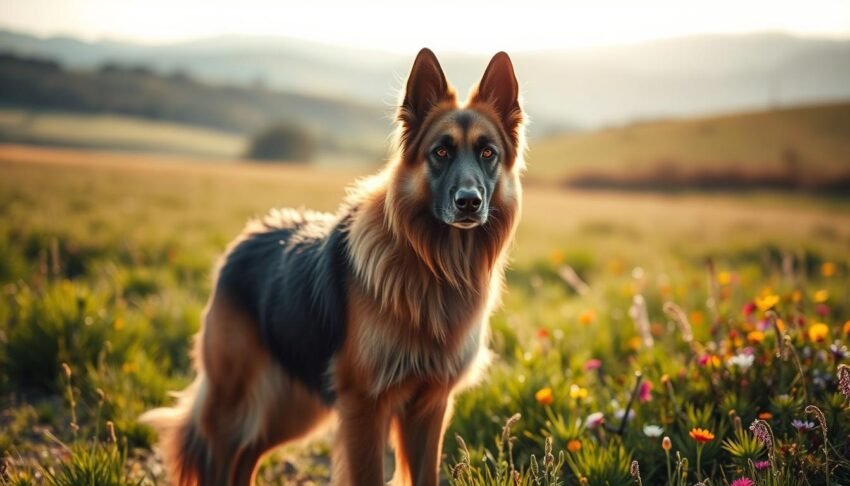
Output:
top-left (528, 102), bottom-right (850, 181)
top-left (1, 145), bottom-right (849, 484)
top-left (0, 108), bottom-right (247, 159)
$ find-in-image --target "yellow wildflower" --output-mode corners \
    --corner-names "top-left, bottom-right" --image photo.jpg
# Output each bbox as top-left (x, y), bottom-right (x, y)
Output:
top-left (755, 294), bottom-right (779, 312)
top-left (814, 289), bottom-right (829, 303)
top-left (808, 323), bottom-right (829, 343)
top-left (570, 384), bottom-right (589, 400)
top-left (717, 271), bottom-right (732, 286)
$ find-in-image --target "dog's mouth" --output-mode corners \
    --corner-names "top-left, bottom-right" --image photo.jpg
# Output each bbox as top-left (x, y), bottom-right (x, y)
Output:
top-left (448, 217), bottom-right (484, 229)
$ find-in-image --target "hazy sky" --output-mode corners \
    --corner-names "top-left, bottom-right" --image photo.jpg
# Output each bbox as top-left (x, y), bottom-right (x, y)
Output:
top-left (2, 0), bottom-right (849, 53)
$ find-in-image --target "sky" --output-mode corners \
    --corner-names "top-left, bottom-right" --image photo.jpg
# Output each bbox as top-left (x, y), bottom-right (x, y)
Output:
top-left (1, 0), bottom-right (849, 53)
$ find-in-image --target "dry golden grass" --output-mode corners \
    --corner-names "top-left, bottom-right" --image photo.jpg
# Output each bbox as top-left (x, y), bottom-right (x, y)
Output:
top-left (528, 102), bottom-right (850, 183)
top-left (3, 143), bottom-right (849, 268)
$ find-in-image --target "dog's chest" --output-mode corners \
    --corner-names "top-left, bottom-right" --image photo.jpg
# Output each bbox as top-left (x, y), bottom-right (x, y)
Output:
top-left (355, 307), bottom-right (488, 396)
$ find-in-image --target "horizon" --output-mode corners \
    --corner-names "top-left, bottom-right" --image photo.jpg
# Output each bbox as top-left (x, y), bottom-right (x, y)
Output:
top-left (2, 1), bottom-right (849, 54)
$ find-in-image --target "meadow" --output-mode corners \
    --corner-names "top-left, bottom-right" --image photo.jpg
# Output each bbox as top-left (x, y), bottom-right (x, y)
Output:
top-left (1, 143), bottom-right (849, 484)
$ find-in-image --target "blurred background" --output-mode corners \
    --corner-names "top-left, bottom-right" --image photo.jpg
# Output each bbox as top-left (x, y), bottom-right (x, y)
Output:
top-left (2, 1), bottom-right (850, 483)
top-left (1, 1), bottom-right (849, 190)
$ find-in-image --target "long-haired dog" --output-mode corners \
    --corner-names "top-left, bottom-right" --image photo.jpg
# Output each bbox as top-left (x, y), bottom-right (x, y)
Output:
top-left (142, 48), bottom-right (525, 485)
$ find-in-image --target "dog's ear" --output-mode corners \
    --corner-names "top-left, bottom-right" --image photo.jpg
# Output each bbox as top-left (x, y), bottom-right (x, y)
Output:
top-left (399, 48), bottom-right (454, 140)
top-left (471, 52), bottom-right (522, 143)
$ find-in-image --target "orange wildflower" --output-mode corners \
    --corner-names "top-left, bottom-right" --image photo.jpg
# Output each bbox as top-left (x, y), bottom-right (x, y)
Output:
top-left (579, 309), bottom-right (596, 326)
top-left (535, 387), bottom-right (554, 406)
top-left (747, 330), bottom-right (765, 344)
top-left (567, 439), bottom-right (582, 452)
top-left (689, 428), bottom-right (715, 443)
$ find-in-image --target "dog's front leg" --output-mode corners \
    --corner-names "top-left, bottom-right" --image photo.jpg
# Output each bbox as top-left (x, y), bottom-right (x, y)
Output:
top-left (337, 392), bottom-right (392, 486)
top-left (394, 386), bottom-right (452, 486)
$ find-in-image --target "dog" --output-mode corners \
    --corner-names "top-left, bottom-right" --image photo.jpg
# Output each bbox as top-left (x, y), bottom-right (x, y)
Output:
top-left (141, 48), bottom-right (525, 485)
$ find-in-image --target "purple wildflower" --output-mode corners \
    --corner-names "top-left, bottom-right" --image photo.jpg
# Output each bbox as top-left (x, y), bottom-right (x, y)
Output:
top-left (791, 419), bottom-right (815, 432)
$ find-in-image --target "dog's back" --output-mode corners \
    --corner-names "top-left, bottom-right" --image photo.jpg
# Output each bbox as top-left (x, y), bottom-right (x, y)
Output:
top-left (216, 208), bottom-right (350, 402)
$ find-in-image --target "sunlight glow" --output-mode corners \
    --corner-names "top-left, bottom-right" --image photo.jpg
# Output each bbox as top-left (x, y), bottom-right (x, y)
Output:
top-left (2, 0), bottom-right (849, 52)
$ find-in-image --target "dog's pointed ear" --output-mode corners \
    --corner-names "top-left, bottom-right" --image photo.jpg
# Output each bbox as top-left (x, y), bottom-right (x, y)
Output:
top-left (471, 52), bottom-right (522, 143)
top-left (398, 48), bottom-right (454, 138)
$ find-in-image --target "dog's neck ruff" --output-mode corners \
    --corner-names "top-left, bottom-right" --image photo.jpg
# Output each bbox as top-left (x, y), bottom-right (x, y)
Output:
top-left (345, 181), bottom-right (514, 342)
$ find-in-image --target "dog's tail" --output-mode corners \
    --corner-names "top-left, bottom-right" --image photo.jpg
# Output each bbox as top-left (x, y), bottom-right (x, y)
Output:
top-left (140, 376), bottom-right (210, 485)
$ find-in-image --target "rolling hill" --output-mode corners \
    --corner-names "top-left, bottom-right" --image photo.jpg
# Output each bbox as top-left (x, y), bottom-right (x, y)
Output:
top-left (2, 29), bottom-right (849, 130)
top-left (528, 102), bottom-right (850, 191)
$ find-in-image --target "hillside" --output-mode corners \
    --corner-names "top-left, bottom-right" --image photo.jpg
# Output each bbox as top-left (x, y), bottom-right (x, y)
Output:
top-left (2, 29), bottom-right (850, 129)
top-left (528, 102), bottom-right (850, 191)
top-left (0, 52), bottom-right (389, 158)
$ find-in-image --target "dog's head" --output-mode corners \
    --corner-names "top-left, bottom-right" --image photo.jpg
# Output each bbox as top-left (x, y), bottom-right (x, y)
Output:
top-left (392, 48), bottom-right (524, 231)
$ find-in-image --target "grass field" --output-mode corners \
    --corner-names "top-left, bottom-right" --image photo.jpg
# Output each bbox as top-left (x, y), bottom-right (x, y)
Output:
top-left (528, 102), bottom-right (850, 186)
top-left (1, 143), bottom-right (849, 484)
top-left (0, 108), bottom-right (247, 159)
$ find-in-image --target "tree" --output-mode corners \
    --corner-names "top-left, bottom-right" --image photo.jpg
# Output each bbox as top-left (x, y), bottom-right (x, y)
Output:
top-left (246, 123), bottom-right (316, 162)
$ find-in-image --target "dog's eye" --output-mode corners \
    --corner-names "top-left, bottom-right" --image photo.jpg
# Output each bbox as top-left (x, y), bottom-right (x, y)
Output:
top-left (433, 147), bottom-right (449, 159)
top-left (481, 147), bottom-right (495, 160)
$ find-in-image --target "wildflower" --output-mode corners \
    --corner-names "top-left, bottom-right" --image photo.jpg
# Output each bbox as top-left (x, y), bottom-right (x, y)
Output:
top-left (815, 304), bottom-right (830, 317)
top-left (643, 424), bottom-right (663, 437)
top-left (837, 364), bottom-right (850, 400)
top-left (758, 412), bottom-right (773, 421)
top-left (61, 362), bottom-right (72, 379)
top-left (755, 294), bottom-right (779, 313)
top-left (698, 354), bottom-right (721, 368)
top-left (821, 262), bottom-right (836, 277)
top-left (689, 428), bottom-right (715, 443)
top-left (630, 460), bottom-right (642, 484)
top-left (742, 301), bottom-right (756, 317)
top-left (535, 387), bottom-right (554, 406)
top-left (791, 419), bottom-right (815, 432)
top-left (690, 310), bottom-right (705, 327)
top-left (728, 353), bottom-right (755, 371)
top-left (749, 420), bottom-right (773, 449)
top-left (615, 408), bottom-right (635, 422)
top-left (813, 289), bottom-right (829, 303)
top-left (829, 340), bottom-right (849, 360)
top-left (662, 436), bottom-right (672, 450)
top-left (567, 439), bottom-right (582, 452)
top-left (808, 323), bottom-right (829, 343)
top-left (690, 428), bottom-right (714, 480)
top-left (585, 412), bottom-right (605, 429)
top-left (570, 384), bottom-right (588, 400)
top-left (730, 479), bottom-right (754, 486)
top-left (753, 460), bottom-right (770, 470)
top-left (638, 381), bottom-right (652, 402)
top-left (627, 336), bottom-right (642, 351)
top-left (747, 331), bottom-right (765, 344)
top-left (549, 249), bottom-right (564, 265)
top-left (717, 271), bottom-right (732, 285)
top-left (578, 309), bottom-right (596, 326)
top-left (583, 358), bottom-right (602, 371)
top-left (536, 328), bottom-right (550, 340)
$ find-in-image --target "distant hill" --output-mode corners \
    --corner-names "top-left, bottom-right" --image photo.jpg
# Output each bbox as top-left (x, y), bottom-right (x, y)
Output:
top-left (0, 52), bottom-right (389, 158)
top-left (1, 29), bottom-right (849, 130)
top-left (528, 102), bottom-right (850, 192)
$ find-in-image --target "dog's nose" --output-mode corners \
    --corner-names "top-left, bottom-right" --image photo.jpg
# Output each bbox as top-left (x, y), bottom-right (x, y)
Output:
top-left (454, 188), bottom-right (482, 212)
